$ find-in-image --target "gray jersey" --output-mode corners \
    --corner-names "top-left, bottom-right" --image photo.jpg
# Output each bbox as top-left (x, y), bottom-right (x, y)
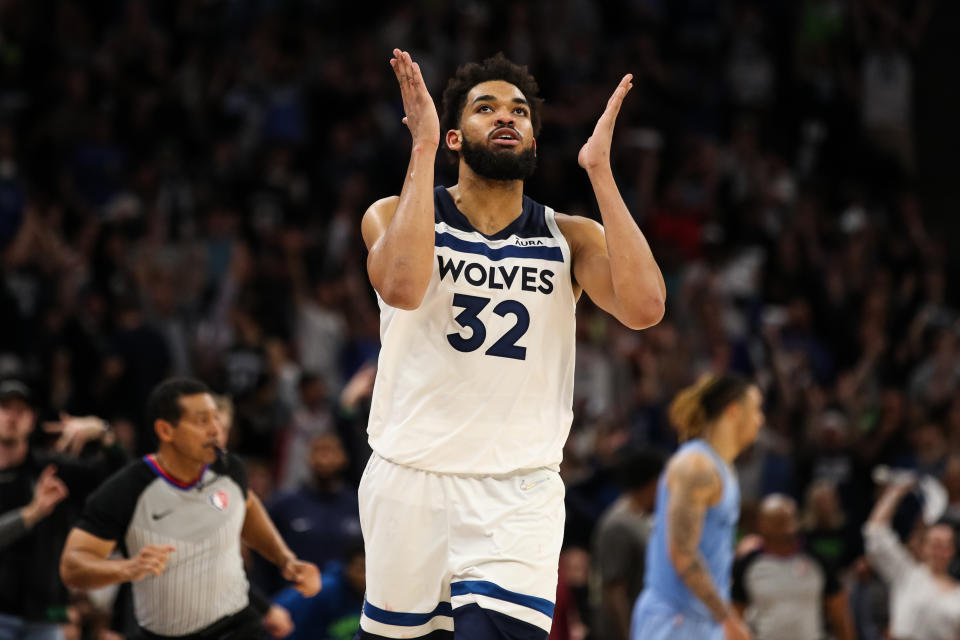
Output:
top-left (732, 547), bottom-right (840, 640)
top-left (77, 453), bottom-right (249, 636)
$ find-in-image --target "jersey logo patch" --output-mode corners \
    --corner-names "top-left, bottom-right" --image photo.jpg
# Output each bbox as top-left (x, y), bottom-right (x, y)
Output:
top-left (209, 490), bottom-right (229, 511)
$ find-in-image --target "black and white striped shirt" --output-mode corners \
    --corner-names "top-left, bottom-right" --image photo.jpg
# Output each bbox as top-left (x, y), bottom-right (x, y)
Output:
top-left (76, 453), bottom-right (249, 636)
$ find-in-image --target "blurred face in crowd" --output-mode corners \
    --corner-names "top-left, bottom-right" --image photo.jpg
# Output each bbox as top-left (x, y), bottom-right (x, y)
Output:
top-left (817, 412), bottom-right (849, 451)
top-left (309, 433), bottom-right (347, 483)
top-left (300, 378), bottom-right (327, 410)
top-left (0, 395), bottom-right (34, 445)
top-left (922, 524), bottom-right (956, 576)
top-left (807, 481), bottom-right (842, 528)
top-left (214, 396), bottom-right (233, 450)
top-left (453, 80), bottom-right (537, 181)
top-left (758, 494), bottom-right (799, 547)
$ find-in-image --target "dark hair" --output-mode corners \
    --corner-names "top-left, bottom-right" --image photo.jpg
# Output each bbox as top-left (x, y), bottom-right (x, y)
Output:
top-left (614, 449), bottom-right (666, 490)
top-left (440, 53), bottom-right (544, 156)
top-left (668, 374), bottom-right (752, 442)
top-left (146, 378), bottom-right (212, 427)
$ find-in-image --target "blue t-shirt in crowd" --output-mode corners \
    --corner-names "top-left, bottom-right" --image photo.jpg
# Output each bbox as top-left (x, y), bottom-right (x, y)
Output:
top-left (274, 562), bottom-right (363, 640)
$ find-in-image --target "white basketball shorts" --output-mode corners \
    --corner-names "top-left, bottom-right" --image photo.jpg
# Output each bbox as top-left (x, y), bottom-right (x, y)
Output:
top-left (356, 452), bottom-right (565, 639)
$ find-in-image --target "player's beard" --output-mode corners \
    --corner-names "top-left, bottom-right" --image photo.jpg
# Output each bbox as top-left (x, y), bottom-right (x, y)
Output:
top-left (461, 135), bottom-right (537, 182)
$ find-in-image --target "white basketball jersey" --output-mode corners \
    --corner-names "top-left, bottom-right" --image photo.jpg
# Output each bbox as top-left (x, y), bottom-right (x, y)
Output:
top-left (367, 186), bottom-right (576, 474)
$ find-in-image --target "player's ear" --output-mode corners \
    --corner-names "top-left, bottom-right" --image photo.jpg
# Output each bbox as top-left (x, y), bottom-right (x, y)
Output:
top-left (154, 419), bottom-right (175, 443)
top-left (532, 138), bottom-right (537, 157)
top-left (446, 129), bottom-right (462, 152)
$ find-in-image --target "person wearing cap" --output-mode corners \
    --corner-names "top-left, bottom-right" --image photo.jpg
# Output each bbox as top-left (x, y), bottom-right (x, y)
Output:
top-left (0, 379), bottom-right (126, 640)
top-left (863, 478), bottom-right (960, 640)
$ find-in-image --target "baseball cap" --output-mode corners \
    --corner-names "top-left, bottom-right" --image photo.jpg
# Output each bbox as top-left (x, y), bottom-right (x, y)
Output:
top-left (0, 379), bottom-right (30, 403)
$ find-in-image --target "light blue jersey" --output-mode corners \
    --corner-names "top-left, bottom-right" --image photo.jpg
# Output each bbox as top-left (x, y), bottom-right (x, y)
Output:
top-left (631, 439), bottom-right (739, 640)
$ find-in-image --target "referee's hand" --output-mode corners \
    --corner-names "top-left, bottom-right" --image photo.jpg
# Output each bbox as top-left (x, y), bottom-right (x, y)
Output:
top-left (126, 545), bottom-right (176, 581)
top-left (281, 559), bottom-right (320, 597)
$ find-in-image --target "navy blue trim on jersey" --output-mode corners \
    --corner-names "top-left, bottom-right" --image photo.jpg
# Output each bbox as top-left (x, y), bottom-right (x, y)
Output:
top-left (434, 232), bottom-right (563, 262)
top-left (434, 186), bottom-right (549, 240)
top-left (354, 630), bottom-right (453, 640)
top-left (453, 603), bottom-right (548, 640)
top-left (362, 600), bottom-right (453, 626)
top-left (143, 455), bottom-right (209, 490)
top-left (450, 581), bottom-right (554, 618)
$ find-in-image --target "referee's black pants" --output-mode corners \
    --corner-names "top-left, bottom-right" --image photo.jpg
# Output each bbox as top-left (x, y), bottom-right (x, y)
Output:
top-left (137, 607), bottom-right (266, 640)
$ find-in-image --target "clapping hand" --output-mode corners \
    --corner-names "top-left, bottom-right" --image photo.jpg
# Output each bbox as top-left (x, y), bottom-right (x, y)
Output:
top-left (578, 74), bottom-right (633, 173)
top-left (390, 49), bottom-right (440, 149)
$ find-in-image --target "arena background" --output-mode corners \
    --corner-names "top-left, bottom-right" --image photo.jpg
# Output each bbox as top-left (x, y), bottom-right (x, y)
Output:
top-left (1, 1), bottom-right (959, 638)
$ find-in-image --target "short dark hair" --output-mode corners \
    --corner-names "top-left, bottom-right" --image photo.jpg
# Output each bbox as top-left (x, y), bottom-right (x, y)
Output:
top-left (615, 449), bottom-right (667, 490)
top-left (440, 53), bottom-right (544, 156)
top-left (146, 378), bottom-right (212, 427)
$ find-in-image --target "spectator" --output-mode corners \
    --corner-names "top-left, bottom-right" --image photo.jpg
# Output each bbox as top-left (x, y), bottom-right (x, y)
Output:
top-left (801, 479), bottom-right (859, 573)
top-left (732, 494), bottom-right (855, 640)
top-left (253, 432), bottom-right (360, 595)
top-left (277, 373), bottom-right (334, 491)
top-left (0, 379), bottom-right (125, 640)
top-left (591, 449), bottom-right (665, 640)
top-left (863, 479), bottom-right (960, 640)
top-left (272, 545), bottom-right (365, 640)
top-left (849, 556), bottom-right (890, 640)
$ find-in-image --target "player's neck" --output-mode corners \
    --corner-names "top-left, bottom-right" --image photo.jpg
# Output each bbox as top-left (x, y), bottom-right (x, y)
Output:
top-left (451, 170), bottom-right (524, 236)
top-left (704, 427), bottom-right (741, 464)
top-left (154, 447), bottom-right (206, 484)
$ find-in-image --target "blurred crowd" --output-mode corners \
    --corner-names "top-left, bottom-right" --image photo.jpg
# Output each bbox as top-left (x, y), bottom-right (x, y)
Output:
top-left (0, 0), bottom-right (957, 639)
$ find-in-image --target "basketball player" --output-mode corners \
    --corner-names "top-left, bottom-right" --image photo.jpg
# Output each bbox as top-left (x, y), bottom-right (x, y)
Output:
top-left (630, 374), bottom-right (764, 640)
top-left (356, 49), bottom-right (666, 640)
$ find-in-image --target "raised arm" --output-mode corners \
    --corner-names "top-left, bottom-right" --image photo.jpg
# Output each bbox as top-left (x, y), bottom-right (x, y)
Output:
top-left (666, 453), bottom-right (750, 639)
top-left (563, 74), bottom-right (665, 330)
top-left (361, 49), bottom-right (440, 310)
top-left (0, 464), bottom-right (68, 550)
top-left (863, 481), bottom-right (915, 584)
top-left (241, 491), bottom-right (320, 597)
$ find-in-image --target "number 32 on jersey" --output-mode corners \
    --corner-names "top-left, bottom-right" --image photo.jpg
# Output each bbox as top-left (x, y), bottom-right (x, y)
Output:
top-left (447, 293), bottom-right (529, 361)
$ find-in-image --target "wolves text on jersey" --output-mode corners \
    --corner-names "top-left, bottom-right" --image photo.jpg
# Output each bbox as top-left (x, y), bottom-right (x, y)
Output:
top-left (437, 255), bottom-right (555, 294)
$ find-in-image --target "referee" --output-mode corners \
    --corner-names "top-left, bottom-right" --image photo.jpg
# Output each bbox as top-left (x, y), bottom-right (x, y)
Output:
top-left (59, 378), bottom-right (320, 639)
